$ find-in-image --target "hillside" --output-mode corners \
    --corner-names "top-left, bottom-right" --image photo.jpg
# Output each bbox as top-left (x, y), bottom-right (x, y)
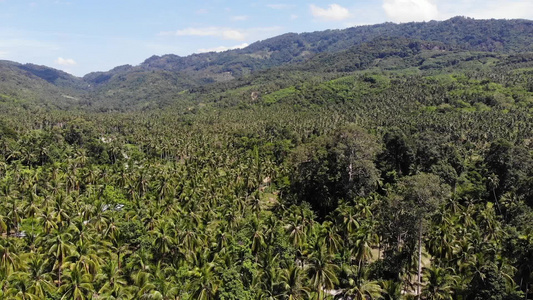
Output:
top-left (0, 17), bottom-right (531, 111)
top-left (84, 17), bottom-right (533, 109)
top-left (0, 61), bottom-right (89, 111)
top-left (137, 16), bottom-right (533, 77)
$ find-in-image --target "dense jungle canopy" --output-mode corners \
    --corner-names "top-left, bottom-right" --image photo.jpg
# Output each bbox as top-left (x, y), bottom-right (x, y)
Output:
top-left (0, 16), bottom-right (532, 299)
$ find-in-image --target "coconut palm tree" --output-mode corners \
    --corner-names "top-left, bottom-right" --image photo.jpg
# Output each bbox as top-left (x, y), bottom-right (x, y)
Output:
top-left (279, 264), bottom-right (311, 300)
top-left (380, 280), bottom-right (402, 300)
top-left (5, 272), bottom-right (40, 300)
top-left (96, 260), bottom-right (131, 299)
top-left (150, 263), bottom-right (180, 300)
top-left (318, 221), bottom-right (343, 256)
top-left (307, 244), bottom-right (340, 300)
top-left (58, 264), bottom-right (95, 300)
top-left (421, 267), bottom-right (457, 300)
top-left (187, 263), bottom-right (220, 300)
top-left (24, 254), bottom-right (55, 299)
top-left (152, 221), bottom-right (175, 260)
top-left (0, 238), bottom-right (20, 276)
top-left (46, 230), bottom-right (74, 286)
top-left (338, 279), bottom-right (383, 300)
top-left (131, 271), bottom-right (156, 299)
top-left (337, 265), bottom-right (383, 300)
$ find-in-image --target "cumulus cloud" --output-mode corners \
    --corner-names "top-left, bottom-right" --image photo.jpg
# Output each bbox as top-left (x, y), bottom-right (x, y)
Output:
top-left (382, 0), bottom-right (439, 22)
top-left (55, 57), bottom-right (77, 66)
top-left (310, 4), bottom-right (351, 21)
top-left (198, 43), bottom-right (249, 53)
top-left (0, 51), bottom-right (7, 58)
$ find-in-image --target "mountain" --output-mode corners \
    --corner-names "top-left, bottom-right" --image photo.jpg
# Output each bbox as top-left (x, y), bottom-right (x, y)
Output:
top-left (0, 60), bottom-right (89, 111)
top-left (0, 16), bottom-right (531, 111)
top-left (133, 16), bottom-right (533, 77)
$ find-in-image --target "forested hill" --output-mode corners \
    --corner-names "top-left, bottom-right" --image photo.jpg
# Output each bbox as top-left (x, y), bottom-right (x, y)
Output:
top-left (139, 16), bottom-right (533, 76)
top-left (0, 16), bottom-right (532, 111)
top-left (85, 17), bottom-right (533, 92)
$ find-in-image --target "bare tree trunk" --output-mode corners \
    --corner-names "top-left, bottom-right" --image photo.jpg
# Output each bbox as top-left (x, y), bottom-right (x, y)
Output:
top-left (417, 221), bottom-right (422, 298)
top-left (378, 235), bottom-right (381, 260)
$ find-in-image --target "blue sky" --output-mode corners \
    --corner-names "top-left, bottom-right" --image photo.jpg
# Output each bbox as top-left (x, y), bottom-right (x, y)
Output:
top-left (0, 0), bottom-right (531, 76)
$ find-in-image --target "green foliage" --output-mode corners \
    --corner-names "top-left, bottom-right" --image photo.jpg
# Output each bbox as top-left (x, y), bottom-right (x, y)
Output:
top-left (0, 16), bottom-right (532, 300)
top-left (466, 263), bottom-right (523, 300)
top-left (287, 124), bottom-right (380, 216)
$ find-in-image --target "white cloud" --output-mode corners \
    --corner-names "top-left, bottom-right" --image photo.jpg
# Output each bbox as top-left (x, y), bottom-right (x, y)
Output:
top-left (382, 0), bottom-right (439, 22)
top-left (198, 43), bottom-right (249, 53)
top-left (290, 14), bottom-right (299, 20)
top-left (232, 15), bottom-right (249, 21)
top-left (310, 4), bottom-right (351, 21)
top-left (55, 57), bottom-right (77, 66)
top-left (159, 26), bottom-right (282, 42)
top-left (221, 30), bottom-right (246, 40)
top-left (267, 4), bottom-right (294, 10)
top-left (160, 27), bottom-right (246, 41)
top-left (167, 27), bottom-right (216, 37)
top-left (468, 1), bottom-right (533, 19)
top-left (0, 51), bottom-right (7, 58)
top-left (436, 0), bottom-right (533, 20)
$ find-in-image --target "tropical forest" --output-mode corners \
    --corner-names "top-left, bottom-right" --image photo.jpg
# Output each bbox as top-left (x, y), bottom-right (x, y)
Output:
top-left (0, 16), bottom-right (533, 299)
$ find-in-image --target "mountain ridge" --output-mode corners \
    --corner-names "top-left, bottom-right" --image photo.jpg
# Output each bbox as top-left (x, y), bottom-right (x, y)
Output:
top-left (0, 16), bottom-right (531, 111)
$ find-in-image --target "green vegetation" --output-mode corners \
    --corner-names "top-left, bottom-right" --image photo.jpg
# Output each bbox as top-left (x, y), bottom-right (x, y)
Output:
top-left (0, 17), bottom-right (532, 299)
